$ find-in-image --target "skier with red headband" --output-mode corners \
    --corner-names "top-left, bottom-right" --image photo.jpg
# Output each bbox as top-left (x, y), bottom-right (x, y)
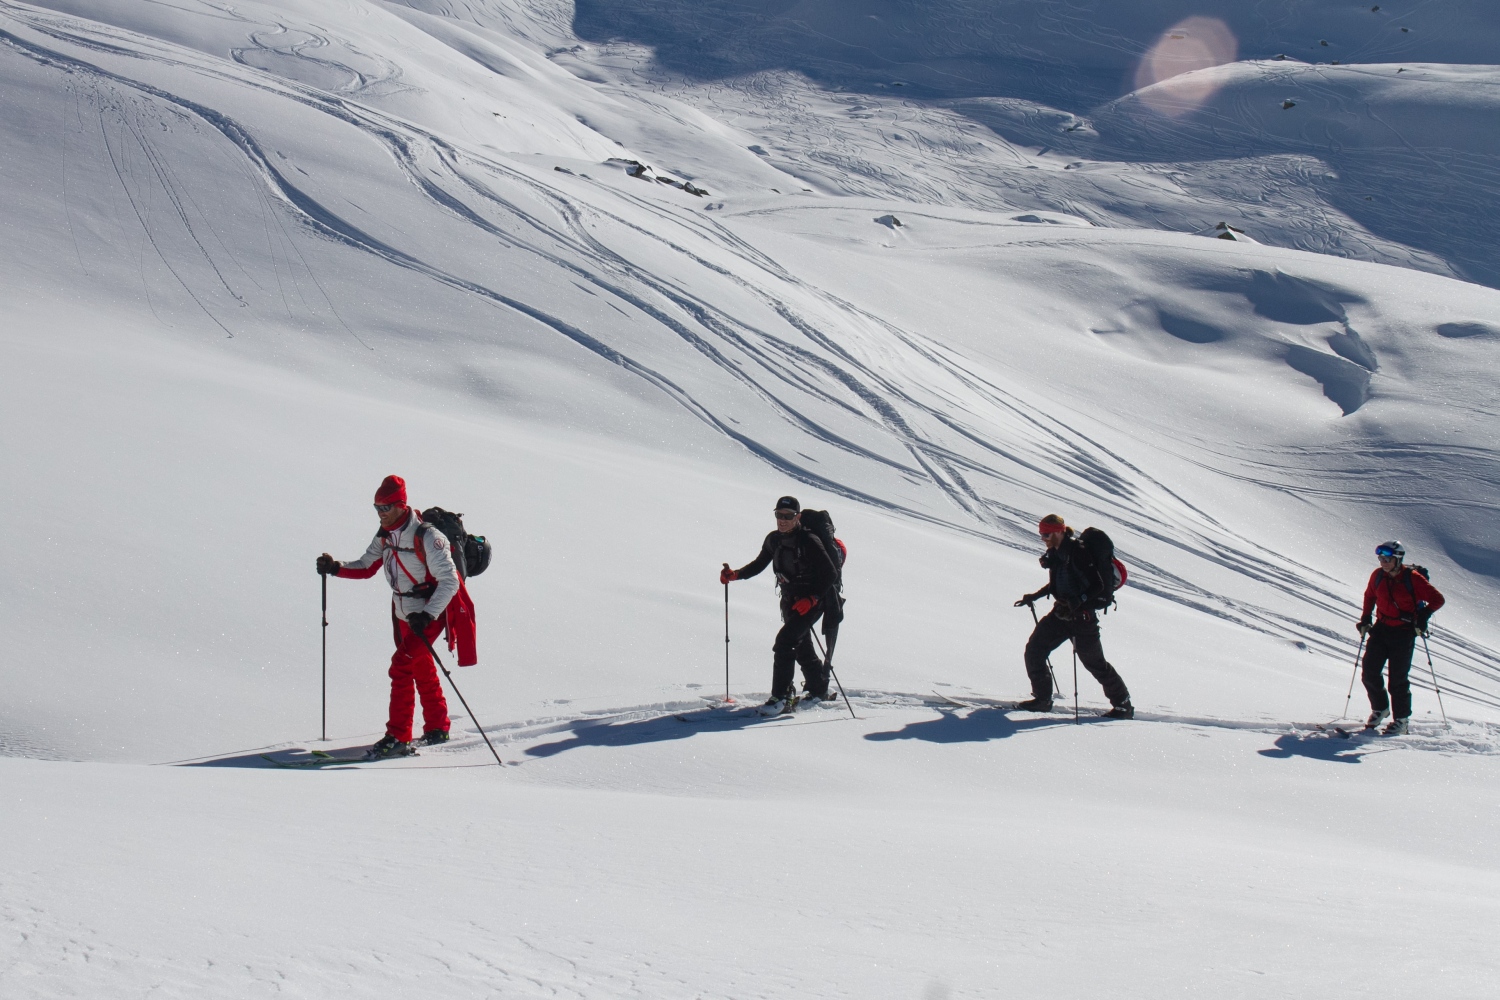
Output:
top-left (1356, 541), bottom-right (1444, 735)
top-left (1014, 514), bottom-right (1133, 718)
top-left (317, 475), bottom-right (475, 758)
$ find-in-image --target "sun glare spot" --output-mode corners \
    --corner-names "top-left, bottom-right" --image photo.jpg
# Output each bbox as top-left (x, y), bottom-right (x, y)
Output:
top-left (1132, 17), bottom-right (1238, 117)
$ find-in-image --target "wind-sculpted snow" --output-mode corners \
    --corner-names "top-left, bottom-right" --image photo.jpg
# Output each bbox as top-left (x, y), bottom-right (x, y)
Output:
top-left (6, 3), bottom-right (1500, 996)
top-left (560, 2), bottom-right (1500, 289)
top-left (2, 0), bottom-right (1499, 754)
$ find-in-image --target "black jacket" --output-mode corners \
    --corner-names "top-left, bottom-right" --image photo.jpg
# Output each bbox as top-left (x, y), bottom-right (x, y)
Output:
top-left (1036, 534), bottom-right (1106, 610)
top-left (735, 527), bottom-right (840, 601)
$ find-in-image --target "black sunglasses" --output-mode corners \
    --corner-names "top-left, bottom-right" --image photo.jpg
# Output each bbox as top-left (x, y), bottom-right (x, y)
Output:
top-left (774, 510), bottom-right (798, 520)
top-left (374, 503), bottom-right (400, 513)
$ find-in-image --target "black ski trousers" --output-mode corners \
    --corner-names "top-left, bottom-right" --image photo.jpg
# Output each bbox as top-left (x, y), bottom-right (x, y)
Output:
top-left (1024, 607), bottom-right (1130, 707)
top-left (771, 599), bottom-right (827, 700)
top-left (1362, 623), bottom-right (1417, 720)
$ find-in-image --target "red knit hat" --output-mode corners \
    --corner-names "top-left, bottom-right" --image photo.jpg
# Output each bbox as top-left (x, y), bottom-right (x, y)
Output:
top-left (374, 475), bottom-right (407, 506)
top-left (1038, 514), bottom-right (1067, 535)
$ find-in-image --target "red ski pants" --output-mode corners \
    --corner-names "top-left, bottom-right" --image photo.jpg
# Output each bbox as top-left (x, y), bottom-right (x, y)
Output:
top-left (387, 617), bottom-right (450, 743)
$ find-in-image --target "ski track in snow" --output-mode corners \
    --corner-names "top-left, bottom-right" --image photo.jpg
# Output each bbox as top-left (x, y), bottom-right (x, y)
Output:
top-left (6, 1), bottom-right (1498, 710)
top-left (7, 4), bottom-right (1500, 996)
top-left (178, 691), bottom-right (1500, 772)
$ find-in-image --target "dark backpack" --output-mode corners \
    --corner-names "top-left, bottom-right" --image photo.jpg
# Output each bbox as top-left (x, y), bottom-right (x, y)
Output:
top-left (798, 509), bottom-right (845, 571)
top-left (418, 507), bottom-right (492, 579)
top-left (1077, 526), bottom-right (1127, 609)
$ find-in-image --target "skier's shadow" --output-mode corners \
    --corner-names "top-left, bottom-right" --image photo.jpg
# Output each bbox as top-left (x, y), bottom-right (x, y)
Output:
top-left (865, 706), bottom-right (1079, 744)
top-left (1258, 732), bottom-right (1380, 764)
top-left (522, 707), bottom-right (816, 758)
top-left (184, 745), bottom-right (373, 768)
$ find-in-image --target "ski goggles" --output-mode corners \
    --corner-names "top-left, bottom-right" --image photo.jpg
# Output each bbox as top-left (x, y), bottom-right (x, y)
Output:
top-left (1375, 544), bottom-right (1402, 559)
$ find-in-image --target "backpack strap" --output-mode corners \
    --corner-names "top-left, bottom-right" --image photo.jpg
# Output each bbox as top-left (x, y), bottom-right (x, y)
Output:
top-left (411, 520), bottom-right (435, 583)
top-left (1403, 567), bottom-right (1426, 611)
top-left (384, 516), bottom-right (434, 591)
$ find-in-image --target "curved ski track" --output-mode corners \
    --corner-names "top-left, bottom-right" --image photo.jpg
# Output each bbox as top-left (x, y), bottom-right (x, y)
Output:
top-left (4, 1), bottom-right (1497, 704)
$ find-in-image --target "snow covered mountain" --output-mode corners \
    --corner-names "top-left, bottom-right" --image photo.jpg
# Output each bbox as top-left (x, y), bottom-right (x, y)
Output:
top-left (3, 1), bottom-right (1499, 996)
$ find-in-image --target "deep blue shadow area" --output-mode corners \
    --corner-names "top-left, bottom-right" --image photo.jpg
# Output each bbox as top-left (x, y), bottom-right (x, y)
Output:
top-left (571, 1), bottom-right (1500, 288)
top-left (1257, 732), bottom-right (1379, 764)
top-left (865, 706), bottom-right (1082, 744)
top-left (524, 706), bottom-right (841, 758)
top-left (572, 1), bottom-right (1498, 110)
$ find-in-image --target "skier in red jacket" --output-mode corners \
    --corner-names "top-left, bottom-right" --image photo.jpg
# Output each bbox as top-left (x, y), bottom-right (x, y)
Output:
top-left (317, 475), bottom-right (473, 757)
top-left (1356, 541), bottom-right (1444, 735)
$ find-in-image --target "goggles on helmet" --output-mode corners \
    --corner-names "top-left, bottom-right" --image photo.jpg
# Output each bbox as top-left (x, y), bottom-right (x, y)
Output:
top-left (1375, 542), bottom-right (1404, 560)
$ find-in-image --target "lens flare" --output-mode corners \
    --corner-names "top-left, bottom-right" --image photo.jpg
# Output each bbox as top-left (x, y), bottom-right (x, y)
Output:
top-left (1132, 17), bottom-right (1238, 117)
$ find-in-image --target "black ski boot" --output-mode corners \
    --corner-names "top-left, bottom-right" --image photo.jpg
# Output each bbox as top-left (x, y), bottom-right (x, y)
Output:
top-left (419, 729), bottom-right (450, 746)
top-left (1102, 702), bottom-right (1135, 720)
top-left (1016, 697), bottom-right (1053, 712)
top-left (367, 735), bottom-right (416, 759)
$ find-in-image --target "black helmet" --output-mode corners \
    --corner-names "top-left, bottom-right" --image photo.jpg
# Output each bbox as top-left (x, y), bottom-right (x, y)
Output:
top-left (1375, 540), bottom-right (1405, 560)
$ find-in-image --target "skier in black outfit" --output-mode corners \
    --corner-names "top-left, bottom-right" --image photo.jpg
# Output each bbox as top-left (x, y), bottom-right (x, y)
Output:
top-left (721, 496), bottom-right (841, 715)
top-left (1014, 514), bottom-right (1133, 718)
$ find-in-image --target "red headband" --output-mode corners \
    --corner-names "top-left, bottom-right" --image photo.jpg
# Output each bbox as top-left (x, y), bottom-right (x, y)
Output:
top-left (1038, 519), bottom-right (1066, 535)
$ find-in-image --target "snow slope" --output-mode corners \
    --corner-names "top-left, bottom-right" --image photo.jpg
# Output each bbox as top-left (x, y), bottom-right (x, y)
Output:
top-left (2, 0), bottom-right (1500, 996)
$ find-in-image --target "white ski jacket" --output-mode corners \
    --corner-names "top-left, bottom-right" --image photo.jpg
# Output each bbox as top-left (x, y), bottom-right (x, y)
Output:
top-left (337, 511), bottom-right (460, 622)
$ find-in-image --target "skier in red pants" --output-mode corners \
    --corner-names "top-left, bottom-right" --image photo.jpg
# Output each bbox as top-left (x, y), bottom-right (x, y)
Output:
top-left (318, 475), bottom-right (466, 757)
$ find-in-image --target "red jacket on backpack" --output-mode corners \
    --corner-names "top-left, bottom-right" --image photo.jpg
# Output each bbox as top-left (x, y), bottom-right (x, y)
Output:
top-left (1362, 567), bottom-right (1444, 627)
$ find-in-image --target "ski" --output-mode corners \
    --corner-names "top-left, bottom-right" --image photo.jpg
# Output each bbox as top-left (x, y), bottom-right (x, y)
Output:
top-left (260, 747), bottom-right (419, 767)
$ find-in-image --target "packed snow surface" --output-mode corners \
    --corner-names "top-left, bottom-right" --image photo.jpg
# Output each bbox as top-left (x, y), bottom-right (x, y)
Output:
top-left (2, 1), bottom-right (1499, 996)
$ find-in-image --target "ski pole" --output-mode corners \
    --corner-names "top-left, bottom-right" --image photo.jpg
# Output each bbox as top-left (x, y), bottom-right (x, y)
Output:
top-left (1028, 602), bottom-right (1063, 700)
top-left (321, 571), bottom-right (328, 741)
top-left (1420, 631), bottom-right (1450, 729)
top-left (723, 582), bottom-right (733, 704)
top-left (1341, 633), bottom-right (1366, 721)
top-left (1072, 642), bottom-right (1079, 723)
top-left (415, 631), bottom-right (504, 768)
top-left (812, 630), bottom-right (857, 721)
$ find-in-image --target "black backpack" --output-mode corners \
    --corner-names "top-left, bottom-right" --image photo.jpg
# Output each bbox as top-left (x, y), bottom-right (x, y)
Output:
top-left (418, 507), bottom-right (492, 579)
top-left (798, 509), bottom-right (845, 572)
top-left (1077, 526), bottom-right (1125, 609)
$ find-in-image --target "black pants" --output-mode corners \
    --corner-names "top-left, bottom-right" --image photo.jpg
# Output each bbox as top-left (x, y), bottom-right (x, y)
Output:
top-left (1024, 607), bottom-right (1130, 707)
top-left (771, 600), bottom-right (827, 700)
top-left (1362, 623), bottom-right (1417, 719)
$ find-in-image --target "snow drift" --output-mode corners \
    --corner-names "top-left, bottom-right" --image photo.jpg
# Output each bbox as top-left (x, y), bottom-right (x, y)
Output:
top-left (2, 1), bottom-right (1500, 996)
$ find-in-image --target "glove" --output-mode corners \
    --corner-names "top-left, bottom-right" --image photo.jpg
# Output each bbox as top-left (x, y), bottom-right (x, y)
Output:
top-left (1414, 611), bottom-right (1431, 636)
top-left (1014, 592), bottom-right (1038, 608)
top-left (317, 553), bottom-right (340, 575)
top-left (405, 611), bottom-right (434, 634)
top-left (1356, 618), bottom-right (1372, 636)
top-left (790, 596), bottom-right (818, 616)
top-left (720, 564), bottom-right (738, 584)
